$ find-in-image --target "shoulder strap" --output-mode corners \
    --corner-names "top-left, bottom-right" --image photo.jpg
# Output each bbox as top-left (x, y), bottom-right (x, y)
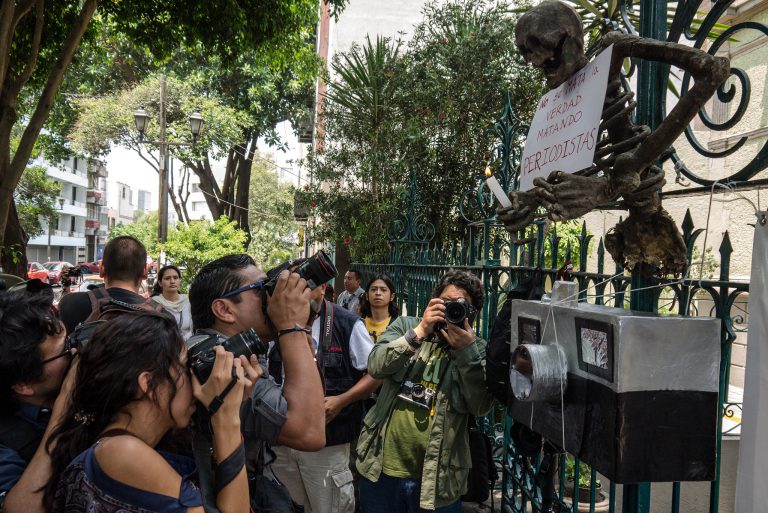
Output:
top-left (320, 299), bottom-right (335, 349)
top-left (84, 287), bottom-right (112, 324)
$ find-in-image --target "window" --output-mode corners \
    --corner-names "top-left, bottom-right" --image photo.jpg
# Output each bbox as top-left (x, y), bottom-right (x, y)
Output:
top-left (72, 186), bottom-right (77, 203)
top-left (192, 201), bottom-right (206, 212)
top-left (73, 157), bottom-right (78, 172)
top-left (70, 217), bottom-right (76, 232)
top-left (122, 187), bottom-right (126, 199)
top-left (191, 183), bottom-right (201, 193)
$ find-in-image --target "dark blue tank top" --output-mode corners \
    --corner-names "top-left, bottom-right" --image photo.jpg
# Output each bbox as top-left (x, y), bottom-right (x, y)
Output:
top-left (52, 443), bottom-right (202, 512)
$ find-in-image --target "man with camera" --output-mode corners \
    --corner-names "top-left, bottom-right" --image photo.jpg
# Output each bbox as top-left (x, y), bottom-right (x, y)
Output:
top-left (0, 290), bottom-right (77, 513)
top-left (355, 270), bottom-right (494, 513)
top-left (189, 254), bottom-right (326, 509)
top-left (270, 261), bottom-right (379, 513)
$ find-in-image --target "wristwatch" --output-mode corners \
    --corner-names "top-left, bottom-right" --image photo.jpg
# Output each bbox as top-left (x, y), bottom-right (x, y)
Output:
top-left (405, 328), bottom-right (425, 350)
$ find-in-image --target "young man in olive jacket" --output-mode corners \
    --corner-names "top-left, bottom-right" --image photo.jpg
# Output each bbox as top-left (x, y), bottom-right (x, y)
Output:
top-left (356, 270), bottom-right (494, 512)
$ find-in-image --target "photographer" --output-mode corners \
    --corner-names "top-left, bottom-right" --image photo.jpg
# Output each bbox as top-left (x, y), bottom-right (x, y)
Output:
top-left (270, 262), bottom-right (379, 513)
top-left (355, 270), bottom-right (494, 513)
top-left (0, 290), bottom-right (77, 513)
top-left (189, 254), bottom-right (325, 508)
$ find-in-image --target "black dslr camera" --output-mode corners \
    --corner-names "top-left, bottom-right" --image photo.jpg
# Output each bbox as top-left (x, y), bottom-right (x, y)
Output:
top-left (263, 250), bottom-right (337, 295)
top-left (433, 297), bottom-right (477, 333)
top-left (187, 328), bottom-right (268, 383)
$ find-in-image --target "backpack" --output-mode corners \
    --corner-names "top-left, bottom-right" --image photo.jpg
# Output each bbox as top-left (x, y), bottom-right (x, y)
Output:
top-left (485, 271), bottom-right (544, 406)
top-left (460, 418), bottom-right (498, 504)
top-left (70, 287), bottom-right (165, 348)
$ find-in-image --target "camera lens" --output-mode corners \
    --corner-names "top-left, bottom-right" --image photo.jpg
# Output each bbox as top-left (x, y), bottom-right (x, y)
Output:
top-left (444, 300), bottom-right (468, 324)
top-left (412, 384), bottom-right (425, 399)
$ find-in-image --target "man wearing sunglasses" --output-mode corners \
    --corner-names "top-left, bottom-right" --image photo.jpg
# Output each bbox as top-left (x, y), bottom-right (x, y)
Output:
top-left (0, 291), bottom-right (77, 513)
top-left (189, 254), bottom-right (326, 509)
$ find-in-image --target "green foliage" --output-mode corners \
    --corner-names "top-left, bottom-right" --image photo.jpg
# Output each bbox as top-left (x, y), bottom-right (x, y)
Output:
top-left (70, 75), bottom-right (246, 160)
top-left (565, 457), bottom-right (601, 489)
top-left (248, 158), bottom-right (299, 267)
top-left (160, 216), bottom-right (248, 291)
top-left (543, 221), bottom-right (593, 269)
top-left (307, 0), bottom-right (544, 259)
top-left (109, 211), bottom-right (160, 257)
top-left (14, 166), bottom-right (62, 240)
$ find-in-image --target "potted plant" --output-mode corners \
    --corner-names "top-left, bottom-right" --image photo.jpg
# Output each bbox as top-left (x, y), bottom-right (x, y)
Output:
top-left (563, 457), bottom-right (602, 503)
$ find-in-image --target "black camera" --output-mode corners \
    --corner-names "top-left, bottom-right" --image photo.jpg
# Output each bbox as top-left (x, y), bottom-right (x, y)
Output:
top-left (433, 297), bottom-right (477, 333)
top-left (263, 250), bottom-right (337, 295)
top-left (397, 380), bottom-right (437, 411)
top-left (187, 328), bottom-right (268, 383)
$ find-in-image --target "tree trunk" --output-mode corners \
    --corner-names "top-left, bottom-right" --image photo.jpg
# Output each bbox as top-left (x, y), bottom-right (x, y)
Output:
top-left (334, 239), bottom-right (351, 298)
top-left (0, 0), bottom-right (98, 249)
top-left (1, 200), bottom-right (28, 277)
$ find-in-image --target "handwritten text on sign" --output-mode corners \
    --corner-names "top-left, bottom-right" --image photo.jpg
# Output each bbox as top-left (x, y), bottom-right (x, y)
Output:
top-left (518, 45), bottom-right (613, 192)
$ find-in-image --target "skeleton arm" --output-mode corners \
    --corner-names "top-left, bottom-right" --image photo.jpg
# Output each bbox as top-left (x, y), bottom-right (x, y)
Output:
top-left (602, 31), bottom-right (730, 175)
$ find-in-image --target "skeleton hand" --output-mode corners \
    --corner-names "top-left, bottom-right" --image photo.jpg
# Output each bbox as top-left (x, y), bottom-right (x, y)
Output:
top-left (497, 190), bottom-right (541, 232)
top-left (533, 171), bottom-right (611, 221)
top-left (622, 165), bottom-right (666, 211)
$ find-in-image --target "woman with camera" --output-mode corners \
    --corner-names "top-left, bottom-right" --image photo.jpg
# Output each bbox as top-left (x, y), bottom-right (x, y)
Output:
top-left (43, 311), bottom-right (259, 513)
top-left (151, 265), bottom-right (193, 340)
top-left (359, 275), bottom-right (399, 343)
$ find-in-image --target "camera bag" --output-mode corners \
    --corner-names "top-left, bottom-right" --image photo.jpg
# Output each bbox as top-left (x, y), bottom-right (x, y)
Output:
top-left (460, 417), bottom-right (497, 504)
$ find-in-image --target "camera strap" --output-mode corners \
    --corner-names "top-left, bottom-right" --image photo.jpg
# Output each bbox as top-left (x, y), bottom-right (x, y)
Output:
top-left (315, 299), bottom-right (335, 393)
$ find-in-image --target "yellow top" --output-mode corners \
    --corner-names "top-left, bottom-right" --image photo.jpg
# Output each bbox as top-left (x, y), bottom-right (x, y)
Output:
top-left (365, 316), bottom-right (392, 343)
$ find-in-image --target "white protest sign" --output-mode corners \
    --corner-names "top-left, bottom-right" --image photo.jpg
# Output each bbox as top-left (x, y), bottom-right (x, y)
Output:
top-left (519, 45), bottom-right (613, 192)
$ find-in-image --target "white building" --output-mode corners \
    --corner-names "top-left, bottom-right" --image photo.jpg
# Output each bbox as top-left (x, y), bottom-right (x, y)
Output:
top-left (27, 157), bottom-right (109, 264)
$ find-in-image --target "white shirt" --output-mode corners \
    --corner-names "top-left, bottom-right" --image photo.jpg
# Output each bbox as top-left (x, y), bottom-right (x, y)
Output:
top-left (311, 315), bottom-right (373, 371)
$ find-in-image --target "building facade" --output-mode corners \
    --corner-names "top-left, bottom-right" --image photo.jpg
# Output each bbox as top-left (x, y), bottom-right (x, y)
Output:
top-left (26, 157), bottom-right (108, 264)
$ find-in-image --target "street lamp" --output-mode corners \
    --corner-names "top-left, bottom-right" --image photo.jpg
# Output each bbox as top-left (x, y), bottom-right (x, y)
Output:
top-left (132, 75), bottom-right (203, 254)
top-left (47, 197), bottom-right (66, 262)
top-left (134, 107), bottom-right (150, 138)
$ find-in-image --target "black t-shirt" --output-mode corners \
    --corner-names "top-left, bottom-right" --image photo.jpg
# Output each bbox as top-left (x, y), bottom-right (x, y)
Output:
top-left (59, 287), bottom-right (146, 334)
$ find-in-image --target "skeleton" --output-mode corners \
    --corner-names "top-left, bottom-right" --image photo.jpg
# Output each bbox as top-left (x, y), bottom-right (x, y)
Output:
top-left (498, 1), bottom-right (730, 275)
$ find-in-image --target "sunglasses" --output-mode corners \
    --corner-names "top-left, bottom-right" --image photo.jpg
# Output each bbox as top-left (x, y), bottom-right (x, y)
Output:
top-left (220, 279), bottom-right (268, 299)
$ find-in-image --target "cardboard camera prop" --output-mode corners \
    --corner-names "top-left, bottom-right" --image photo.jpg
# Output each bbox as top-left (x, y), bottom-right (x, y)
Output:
top-left (508, 297), bottom-right (720, 483)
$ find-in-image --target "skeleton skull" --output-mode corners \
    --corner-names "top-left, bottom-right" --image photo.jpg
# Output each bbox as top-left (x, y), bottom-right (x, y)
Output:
top-left (515, 1), bottom-right (589, 89)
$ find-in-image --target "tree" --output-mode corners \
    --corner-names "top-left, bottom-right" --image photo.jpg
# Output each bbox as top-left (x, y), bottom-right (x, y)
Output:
top-left (248, 157), bottom-right (299, 267)
top-left (305, 35), bottom-right (407, 261)
top-left (160, 216), bottom-right (248, 291)
top-left (15, 165), bottom-right (61, 240)
top-left (70, 75), bottom-right (247, 225)
top-left (306, 0), bottom-right (544, 260)
top-left (0, 0), bottom-right (346, 276)
top-left (108, 210), bottom-right (159, 257)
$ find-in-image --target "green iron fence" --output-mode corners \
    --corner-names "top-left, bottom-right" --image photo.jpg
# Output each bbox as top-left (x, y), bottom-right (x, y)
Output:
top-left (354, 212), bottom-right (748, 513)
top-left (349, 0), bottom-right (767, 509)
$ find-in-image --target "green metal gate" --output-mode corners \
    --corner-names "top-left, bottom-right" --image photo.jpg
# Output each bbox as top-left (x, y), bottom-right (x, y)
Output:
top-left (352, 0), bottom-right (767, 511)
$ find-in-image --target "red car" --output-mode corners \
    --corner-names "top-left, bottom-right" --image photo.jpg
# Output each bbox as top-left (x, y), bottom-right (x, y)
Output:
top-left (78, 261), bottom-right (101, 274)
top-left (27, 262), bottom-right (49, 283)
top-left (41, 261), bottom-right (74, 286)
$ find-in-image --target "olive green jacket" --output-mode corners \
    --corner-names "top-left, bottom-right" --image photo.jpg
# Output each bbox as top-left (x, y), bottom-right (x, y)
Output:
top-left (355, 316), bottom-right (494, 509)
